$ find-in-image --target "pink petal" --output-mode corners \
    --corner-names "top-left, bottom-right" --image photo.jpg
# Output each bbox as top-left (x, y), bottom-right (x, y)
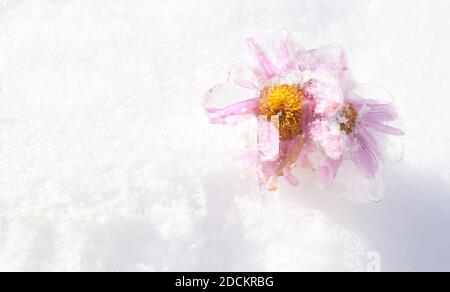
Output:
top-left (276, 35), bottom-right (296, 72)
top-left (357, 127), bottom-right (382, 160)
top-left (246, 38), bottom-right (278, 81)
top-left (204, 76), bottom-right (261, 125)
top-left (352, 147), bottom-right (379, 179)
top-left (360, 100), bottom-right (399, 122)
top-left (283, 167), bottom-right (299, 186)
top-left (361, 120), bottom-right (405, 136)
top-left (351, 130), bottom-right (381, 178)
top-left (296, 142), bottom-right (314, 168)
top-left (351, 96), bottom-right (404, 136)
top-left (259, 160), bottom-right (280, 191)
top-left (319, 156), bottom-right (343, 186)
top-left (206, 97), bottom-right (259, 125)
top-left (259, 137), bottom-right (304, 191)
top-left (257, 115), bottom-right (280, 162)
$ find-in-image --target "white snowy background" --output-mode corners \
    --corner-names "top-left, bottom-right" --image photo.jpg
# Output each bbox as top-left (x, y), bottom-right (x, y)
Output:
top-left (0, 0), bottom-right (449, 272)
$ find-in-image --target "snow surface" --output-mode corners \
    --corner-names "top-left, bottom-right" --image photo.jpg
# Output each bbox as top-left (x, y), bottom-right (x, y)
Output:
top-left (0, 0), bottom-right (449, 271)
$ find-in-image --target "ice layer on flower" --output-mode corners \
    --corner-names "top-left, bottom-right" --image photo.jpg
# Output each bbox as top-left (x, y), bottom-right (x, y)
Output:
top-left (204, 33), bottom-right (404, 192)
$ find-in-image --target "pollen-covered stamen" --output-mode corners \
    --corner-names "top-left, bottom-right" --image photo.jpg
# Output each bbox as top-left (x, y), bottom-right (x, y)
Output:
top-left (258, 84), bottom-right (303, 140)
top-left (339, 104), bottom-right (358, 134)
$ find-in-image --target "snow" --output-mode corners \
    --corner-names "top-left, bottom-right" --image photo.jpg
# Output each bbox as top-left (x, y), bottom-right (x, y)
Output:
top-left (0, 0), bottom-right (449, 271)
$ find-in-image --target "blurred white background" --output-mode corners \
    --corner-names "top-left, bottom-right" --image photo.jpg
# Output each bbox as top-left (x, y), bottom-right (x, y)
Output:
top-left (0, 0), bottom-right (449, 271)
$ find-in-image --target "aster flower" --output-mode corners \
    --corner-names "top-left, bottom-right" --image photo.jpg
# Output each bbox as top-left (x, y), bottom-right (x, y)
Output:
top-left (204, 35), bottom-right (350, 191)
top-left (315, 87), bottom-right (405, 186)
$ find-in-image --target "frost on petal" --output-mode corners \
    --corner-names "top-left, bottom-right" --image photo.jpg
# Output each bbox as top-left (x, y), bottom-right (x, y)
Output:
top-left (204, 81), bottom-right (260, 125)
top-left (304, 80), bottom-right (344, 117)
top-left (310, 121), bottom-right (344, 160)
top-left (246, 38), bottom-right (278, 81)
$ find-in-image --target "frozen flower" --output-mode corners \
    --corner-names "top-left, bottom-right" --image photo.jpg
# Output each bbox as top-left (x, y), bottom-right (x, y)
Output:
top-left (317, 88), bottom-right (405, 186)
top-left (204, 35), bottom-right (349, 191)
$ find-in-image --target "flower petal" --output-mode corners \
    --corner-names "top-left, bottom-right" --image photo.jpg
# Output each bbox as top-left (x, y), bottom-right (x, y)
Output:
top-left (319, 156), bottom-right (343, 186)
top-left (246, 38), bottom-right (278, 81)
top-left (358, 127), bottom-right (382, 159)
top-left (296, 142), bottom-right (314, 168)
top-left (204, 72), bottom-right (261, 125)
top-left (352, 147), bottom-right (379, 179)
top-left (361, 119), bottom-right (405, 136)
top-left (276, 35), bottom-right (297, 72)
top-left (351, 129), bottom-right (381, 178)
top-left (259, 160), bottom-right (280, 191)
top-left (283, 167), bottom-right (299, 186)
top-left (205, 97), bottom-right (259, 125)
top-left (257, 115), bottom-right (280, 162)
top-left (358, 100), bottom-right (399, 122)
top-left (258, 136), bottom-right (305, 191)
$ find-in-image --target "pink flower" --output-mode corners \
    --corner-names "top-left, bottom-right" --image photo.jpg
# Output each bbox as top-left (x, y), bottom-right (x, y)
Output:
top-left (203, 35), bottom-right (399, 191)
top-left (317, 87), bottom-right (405, 186)
top-left (204, 36), bottom-right (349, 191)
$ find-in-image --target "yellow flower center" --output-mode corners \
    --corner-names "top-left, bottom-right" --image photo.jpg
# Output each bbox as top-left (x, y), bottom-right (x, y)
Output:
top-left (340, 104), bottom-right (358, 134)
top-left (258, 84), bottom-right (303, 140)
